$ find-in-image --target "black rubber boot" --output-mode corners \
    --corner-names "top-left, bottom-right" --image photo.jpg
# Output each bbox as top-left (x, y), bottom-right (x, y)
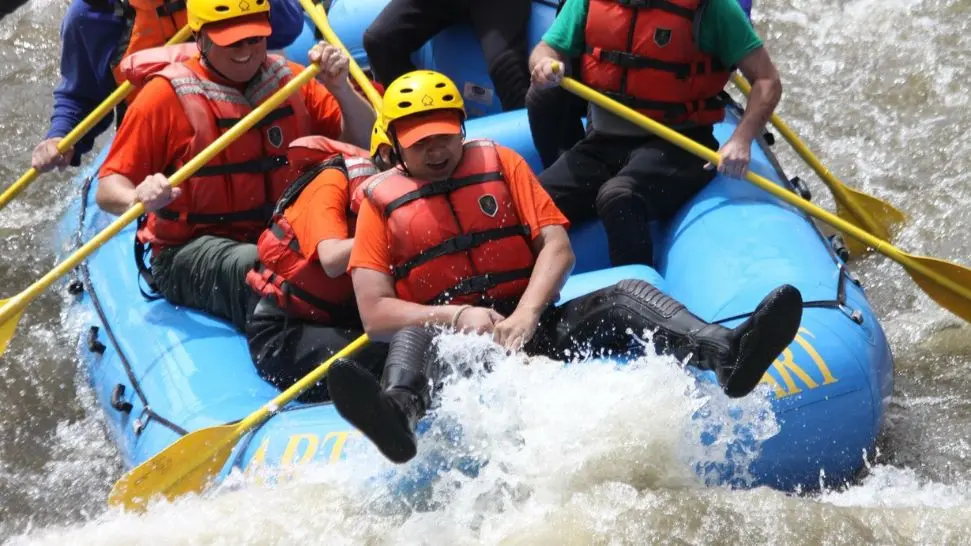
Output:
top-left (560, 280), bottom-right (803, 398)
top-left (623, 280), bottom-right (803, 397)
top-left (327, 327), bottom-right (437, 463)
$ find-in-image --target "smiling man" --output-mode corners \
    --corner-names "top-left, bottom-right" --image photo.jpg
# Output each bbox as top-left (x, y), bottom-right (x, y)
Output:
top-left (95, 0), bottom-right (375, 329)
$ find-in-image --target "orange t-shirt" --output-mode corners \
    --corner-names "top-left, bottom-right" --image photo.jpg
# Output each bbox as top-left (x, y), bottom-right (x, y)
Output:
top-left (283, 167), bottom-right (351, 258)
top-left (349, 144), bottom-right (570, 275)
top-left (98, 60), bottom-right (344, 184)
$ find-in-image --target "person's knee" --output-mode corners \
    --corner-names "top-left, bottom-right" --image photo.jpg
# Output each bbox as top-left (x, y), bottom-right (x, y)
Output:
top-left (487, 49), bottom-right (529, 110)
top-left (221, 242), bottom-right (257, 279)
top-left (362, 24), bottom-right (390, 58)
top-left (595, 176), bottom-right (639, 217)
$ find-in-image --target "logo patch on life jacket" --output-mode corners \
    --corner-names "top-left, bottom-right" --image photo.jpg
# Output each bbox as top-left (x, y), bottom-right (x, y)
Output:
top-left (653, 28), bottom-right (672, 47)
top-left (267, 126), bottom-right (283, 148)
top-left (478, 194), bottom-right (498, 217)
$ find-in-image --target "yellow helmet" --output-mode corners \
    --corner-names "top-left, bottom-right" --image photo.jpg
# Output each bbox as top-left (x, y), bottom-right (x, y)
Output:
top-left (187, 0), bottom-right (270, 33)
top-left (369, 117), bottom-right (392, 158)
top-left (380, 70), bottom-right (465, 126)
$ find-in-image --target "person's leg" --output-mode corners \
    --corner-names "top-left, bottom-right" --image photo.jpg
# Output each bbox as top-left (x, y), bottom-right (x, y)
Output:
top-left (466, 0), bottom-right (531, 111)
top-left (328, 326), bottom-right (442, 463)
top-left (246, 299), bottom-right (389, 401)
top-left (594, 128), bottom-right (719, 267)
top-left (537, 133), bottom-right (635, 225)
top-left (151, 235), bottom-right (258, 330)
top-left (529, 279), bottom-right (803, 398)
top-left (526, 84), bottom-right (589, 169)
top-left (362, 0), bottom-right (460, 86)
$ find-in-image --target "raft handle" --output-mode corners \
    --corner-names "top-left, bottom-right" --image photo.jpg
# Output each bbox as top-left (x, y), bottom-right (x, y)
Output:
top-left (86, 326), bottom-right (106, 355)
top-left (763, 130), bottom-right (775, 146)
top-left (828, 234), bottom-right (850, 263)
top-left (111, 384), bottom-right (134, 414)
top-left (840, 304), bottom-right (865, 325)
top-left (790, 176), bottom-right (811, 201)
top-left (67, 279), bottom-right (84, 296)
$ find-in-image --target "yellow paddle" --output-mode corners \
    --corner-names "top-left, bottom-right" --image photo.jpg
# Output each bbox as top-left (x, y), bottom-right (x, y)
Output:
top-left (0, 25), bottom-right (193, 212)
top-left (730, 73), bottom-right (907, 258)
top-left (557, 71), bottom-right (971, 324)
top-left (298, 0), bottom-right (384, 109)
top-left (108, 333), bottom-right (369, 511)
top-left (0, 62), bottom-right (322, 358)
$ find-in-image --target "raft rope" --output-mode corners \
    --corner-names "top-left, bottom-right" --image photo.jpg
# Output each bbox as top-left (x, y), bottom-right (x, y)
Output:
top-left (72, 172), bottom-right (189, 438)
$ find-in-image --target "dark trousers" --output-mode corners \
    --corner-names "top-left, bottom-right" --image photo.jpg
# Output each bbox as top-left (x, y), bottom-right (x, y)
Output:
top-left (151, 235), bottom-right (259, 331)
top-left (525, 70), bottom-right (588, 169)
top-left (538, 128), bottom-right (719, 267)
top-left (362, 0), bottom-right (531, 111)
top-left (246, 298), bottom-right (390, 401)
top-left (382, 280), bottom-right (685, 394)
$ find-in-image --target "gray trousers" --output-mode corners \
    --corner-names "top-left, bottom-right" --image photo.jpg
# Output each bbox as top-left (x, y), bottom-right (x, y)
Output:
top-left (151, 235), bottom-right (259, 330)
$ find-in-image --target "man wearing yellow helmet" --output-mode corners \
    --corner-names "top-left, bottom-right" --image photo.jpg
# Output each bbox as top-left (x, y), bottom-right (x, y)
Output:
top-left (94, 0), bottom-right (376, 332)
top-left (326, 70), bottom-right (803, 464)
top-left (32, 0), bottom-right (305, 173)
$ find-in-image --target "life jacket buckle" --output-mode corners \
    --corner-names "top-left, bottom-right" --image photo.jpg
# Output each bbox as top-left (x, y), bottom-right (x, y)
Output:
top-left (453, 274), bottom-right (492, 295)
top-left (445, 233), bottom-right (476, 254)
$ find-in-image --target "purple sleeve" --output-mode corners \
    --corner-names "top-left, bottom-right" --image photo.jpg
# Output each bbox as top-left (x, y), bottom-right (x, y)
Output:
top-left (45, 0), bottom-right (124, 165)
top-left (267, 0), bottom-right (307, 50)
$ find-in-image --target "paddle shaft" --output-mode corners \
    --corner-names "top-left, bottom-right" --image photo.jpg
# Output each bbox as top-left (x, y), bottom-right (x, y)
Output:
top-left (729, 73), bottom-right (887, 235)
top-left (0, 25), bottom-right (194, 211)
top-left (0, 63), bottom-right (321, 326)
top-left (233, 334), bottom-right (369, 435)
top-left (299, 0), bottom-right (384, 109)
top-left (559, 76), bottom-right (971, 303)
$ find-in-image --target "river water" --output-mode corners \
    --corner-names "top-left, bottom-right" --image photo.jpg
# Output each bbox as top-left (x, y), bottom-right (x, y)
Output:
top-left (0, 0), bottom-right (969, 543)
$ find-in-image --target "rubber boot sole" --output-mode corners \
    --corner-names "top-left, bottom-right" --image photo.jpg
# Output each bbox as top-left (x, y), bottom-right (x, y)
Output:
top-left (328, 360), bottom-right (418, 464)
top-left (724, 284), bottom-right (803, 398)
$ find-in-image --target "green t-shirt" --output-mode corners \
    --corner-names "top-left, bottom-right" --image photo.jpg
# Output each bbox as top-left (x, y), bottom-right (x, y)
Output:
top-left (542, 0), bottom-right (762, 67)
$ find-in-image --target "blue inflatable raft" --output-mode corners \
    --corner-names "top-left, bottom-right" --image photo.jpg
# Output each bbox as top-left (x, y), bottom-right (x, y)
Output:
top-left (59, 0), bottom-right (893, 501)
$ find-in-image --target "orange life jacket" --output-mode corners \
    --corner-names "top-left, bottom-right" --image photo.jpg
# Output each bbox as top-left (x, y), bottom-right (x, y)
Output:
top-left (246, 141), bottom-right (379, 324)
top-left (120, 45), bottom-right (313, 251)
top-left (580, 0), bottom-right (731, 127)
top-left (110, 0), bottom-right (189, 104)
top-left (363, 140), bottom-right (535, 306)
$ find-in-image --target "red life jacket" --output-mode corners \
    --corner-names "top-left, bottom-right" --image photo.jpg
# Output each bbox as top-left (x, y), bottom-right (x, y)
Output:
top-left (580, 0), bottom-right (731, 127)
top-left (286, 136), bottom-right (375, 217)
top-left (109, 0), bottom-right (188, 104)
top-left (363, 140), bottom-right (535, 306)
top-left (246, 143), bottom-right (378, 323)
top-left (120, 47), bottom-right (313, 251)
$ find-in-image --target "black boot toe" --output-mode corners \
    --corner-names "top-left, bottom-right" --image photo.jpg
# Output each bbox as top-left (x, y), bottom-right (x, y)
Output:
top-left (328, 359), bottom-right (418, 463)
top-left (722, 284), bottom-right (804, 398)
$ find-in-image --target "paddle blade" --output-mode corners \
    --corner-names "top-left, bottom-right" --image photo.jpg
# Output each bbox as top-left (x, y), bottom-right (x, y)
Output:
top-left (905, 255), bottom-right (971, 324)
top-left (0, 299), bottom-right (25, 356)
top-left (837, 187), bottom-right (907, 258)
top-left (108, 424), bottom-right (237, 512)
